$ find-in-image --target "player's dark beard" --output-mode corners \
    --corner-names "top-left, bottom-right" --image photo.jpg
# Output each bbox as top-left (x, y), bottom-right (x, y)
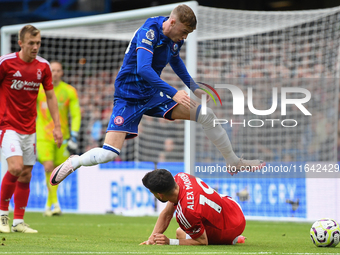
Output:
top-left (156, 197), bottom-right (167, 203)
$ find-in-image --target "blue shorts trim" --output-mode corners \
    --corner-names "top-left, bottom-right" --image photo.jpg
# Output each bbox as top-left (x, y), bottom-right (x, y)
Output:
top-left (163, 103), bottom-right (178, 120)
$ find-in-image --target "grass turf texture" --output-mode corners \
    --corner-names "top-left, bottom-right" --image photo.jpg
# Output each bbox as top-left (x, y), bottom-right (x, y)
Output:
top-left (0, 212), bottom-right (339, 254)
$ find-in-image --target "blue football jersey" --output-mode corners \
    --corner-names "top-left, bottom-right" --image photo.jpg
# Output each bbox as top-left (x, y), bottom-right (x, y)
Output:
top-left (114, 16), bottom-right (184, 100)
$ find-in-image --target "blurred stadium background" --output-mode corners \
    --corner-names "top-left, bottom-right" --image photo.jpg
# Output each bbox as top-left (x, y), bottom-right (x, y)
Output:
top-left (1, 1), bottom-right (340, 221)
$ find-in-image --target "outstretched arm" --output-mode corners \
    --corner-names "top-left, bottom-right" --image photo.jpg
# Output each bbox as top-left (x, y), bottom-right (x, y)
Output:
top-left (45, 89), bottom-right (63, 148)
top-left (170, 55), bottom-right (210, 103)
top-left (169, 55), bottom-right (199, 93)
top-left (136, 48), bottom-right (178, 98)
top-left (140, 201), bottom-right (176, 245)
top-left (136, 49), bottom-right (194, 110)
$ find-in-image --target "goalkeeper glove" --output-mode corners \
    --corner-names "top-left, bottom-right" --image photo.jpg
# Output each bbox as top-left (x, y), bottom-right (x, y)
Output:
top-left (67, 131), bottom-right (79, 155)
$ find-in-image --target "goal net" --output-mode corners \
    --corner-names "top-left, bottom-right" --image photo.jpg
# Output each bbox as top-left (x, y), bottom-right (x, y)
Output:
top-left (2, 3), bottom-right (338, 165)
top-left (193, 6), bottom-right (340, 168)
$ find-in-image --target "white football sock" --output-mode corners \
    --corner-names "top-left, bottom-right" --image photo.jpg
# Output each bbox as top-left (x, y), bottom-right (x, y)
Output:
top-left (196, 106), bottom-right (239, 165)
top-left (71, 144), bottom-right (120, 169)
top-left (13, 219), bottom-right (24, 226)
top-left (0, 210), bottom-right (9, 216)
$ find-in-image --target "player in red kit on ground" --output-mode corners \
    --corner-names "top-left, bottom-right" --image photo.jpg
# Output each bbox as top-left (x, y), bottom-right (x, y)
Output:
top-left (0, 25), bottom-right (63, 233)
top-left (140, 169), bottom-right (246, 245)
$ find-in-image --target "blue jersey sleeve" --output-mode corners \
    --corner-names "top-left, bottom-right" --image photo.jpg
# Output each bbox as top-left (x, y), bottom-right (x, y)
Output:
top-left (136, 47), bottom-right (178, 98)
top-left (170, 54), bottom-right (199, 92)
top-left (135, 23), bottom-right (178, 98)
top-left (136, 26), bottom-right (157, 54)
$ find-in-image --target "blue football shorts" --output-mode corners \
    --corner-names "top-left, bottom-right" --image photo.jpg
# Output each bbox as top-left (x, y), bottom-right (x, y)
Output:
top-left (107, 92), bottom-right (178, 139)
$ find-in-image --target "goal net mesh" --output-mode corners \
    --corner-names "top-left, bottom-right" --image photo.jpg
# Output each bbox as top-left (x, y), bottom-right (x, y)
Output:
top-left (194, 6), bottom-right (340, 165)
top-left (6, 5), bottom-right (340, 165)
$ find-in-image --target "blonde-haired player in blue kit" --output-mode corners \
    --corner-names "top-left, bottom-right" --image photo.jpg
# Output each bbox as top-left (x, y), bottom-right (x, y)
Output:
top-left (50, 4), bottom-right (265, 186)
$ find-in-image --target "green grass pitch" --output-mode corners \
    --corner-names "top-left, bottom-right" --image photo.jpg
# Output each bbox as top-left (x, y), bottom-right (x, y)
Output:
top-left (0, 212), bottom-right (339, 254)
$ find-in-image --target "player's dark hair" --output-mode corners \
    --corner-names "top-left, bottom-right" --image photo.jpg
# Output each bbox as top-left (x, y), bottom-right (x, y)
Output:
top-left (142, 169), bottom-right (176, 194)
top-left (18, 25), bottom-right (40, 42)
top-left (171, 4), bottom-right (197, 30)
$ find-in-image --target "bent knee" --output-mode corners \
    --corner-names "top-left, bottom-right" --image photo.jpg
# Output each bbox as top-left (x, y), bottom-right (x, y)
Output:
top-left (18, 172), bottom-right (32, 183)
top-left (202, 107), bottom-right (215, 119)
top-left (176, 227), bottom-right (187, 239)
top-left (8, 165), bottom-right (24, 176)
top-left (43, 161), bottom-right (54, 172)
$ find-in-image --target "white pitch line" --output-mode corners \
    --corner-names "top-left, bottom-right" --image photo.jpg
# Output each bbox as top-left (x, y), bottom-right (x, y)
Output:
top-left (0, 252), bottom-right (338, 255)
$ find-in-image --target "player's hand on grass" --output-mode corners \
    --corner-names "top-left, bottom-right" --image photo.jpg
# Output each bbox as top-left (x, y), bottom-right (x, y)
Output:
top-left (139, 234), bottom-right (157, 245)
top-left (172, 90), bottom-right (195, 110)
top-left (53, 126), bottom-right (63, 148)
top-left (194, 89), bottom-right (211, 102)
top-left (153, 233), bottom-right (170, 245)
top-left (139, 240), bottom-right (152, 245)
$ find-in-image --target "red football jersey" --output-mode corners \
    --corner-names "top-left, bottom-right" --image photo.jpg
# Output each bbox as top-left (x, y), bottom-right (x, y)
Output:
top-left (174, 173), bottom-right (245, 244)
top-left (0, 52), bottom-right (53, 134)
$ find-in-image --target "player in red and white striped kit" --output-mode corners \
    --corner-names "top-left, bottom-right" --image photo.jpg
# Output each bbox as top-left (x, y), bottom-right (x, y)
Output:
top-left (141, 169), bottom-right (246, 245)
top-left (0, 25), bottom-right (63, 233)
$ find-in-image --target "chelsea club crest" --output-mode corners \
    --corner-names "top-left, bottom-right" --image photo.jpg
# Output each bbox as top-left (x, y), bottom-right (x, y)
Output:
top-left (146, 29), bottom-right (155, 40)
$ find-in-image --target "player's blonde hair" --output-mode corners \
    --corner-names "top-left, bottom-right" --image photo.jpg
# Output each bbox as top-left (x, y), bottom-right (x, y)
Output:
top-left (18, 25), bottom-right (40, 42)
top-left (50, 60), bottom-right (63, 67)
top-left (171, 4), bottom-right (197, 30)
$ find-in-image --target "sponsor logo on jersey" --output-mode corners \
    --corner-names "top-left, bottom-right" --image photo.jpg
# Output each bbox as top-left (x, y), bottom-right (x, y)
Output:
top-left (11, 80), bottom-right (41, 90)
top-left (146, 29), bottom-right (155, 40)
top-left (142, 39), bottom-right (152, 46)
top-left (191, 227), bottom-right (201, 234)
top-left (37, 69), bottom-right (42, 80)
top-left (114, 116), bottom-right (124, 126)
top-left (13, 70), bottom-right (22, 77)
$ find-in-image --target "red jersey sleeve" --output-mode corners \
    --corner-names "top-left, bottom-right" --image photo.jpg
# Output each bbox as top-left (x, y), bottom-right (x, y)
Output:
top-left (0, 61), bottom-right (5, 82)
top-left (176, 201), bottom-right (205, 239)
top-left (37, 56), bottom-right (53, 91)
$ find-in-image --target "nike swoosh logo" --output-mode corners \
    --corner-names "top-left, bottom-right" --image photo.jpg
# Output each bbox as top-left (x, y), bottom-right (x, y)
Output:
top-left (51, 163), bottom-right (64, 185)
